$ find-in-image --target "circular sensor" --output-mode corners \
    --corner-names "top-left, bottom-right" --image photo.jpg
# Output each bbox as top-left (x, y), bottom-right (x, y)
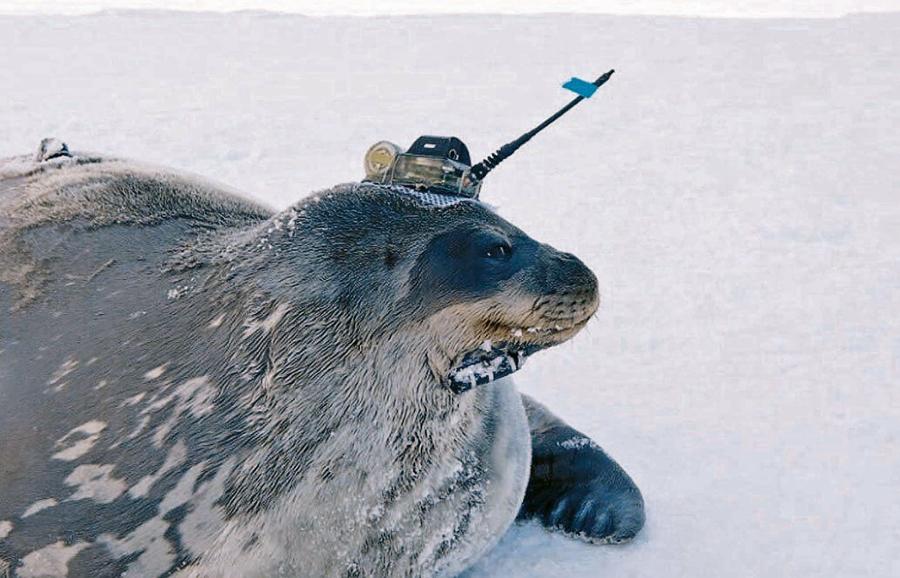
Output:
top-left (364, 141), bottom-right (401, 180)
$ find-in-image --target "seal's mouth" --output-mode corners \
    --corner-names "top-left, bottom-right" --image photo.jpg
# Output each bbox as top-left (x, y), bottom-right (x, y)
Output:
top-left (446, 320), bottom-right (589, 394)
top-left (447, 341), bottom-right (541, 394)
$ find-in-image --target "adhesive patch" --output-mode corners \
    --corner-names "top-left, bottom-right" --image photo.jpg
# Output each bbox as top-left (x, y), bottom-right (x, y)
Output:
top-left (368, 183), bottom-right (479, 208)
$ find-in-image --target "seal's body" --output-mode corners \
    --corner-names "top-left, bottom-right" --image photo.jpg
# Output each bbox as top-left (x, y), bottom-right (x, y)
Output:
top-left (0, 142), bottom-right (643, 577)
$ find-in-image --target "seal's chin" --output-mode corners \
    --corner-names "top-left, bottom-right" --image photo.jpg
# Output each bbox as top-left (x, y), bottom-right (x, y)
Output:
top-left (446, 320), bottom-right (590, 394)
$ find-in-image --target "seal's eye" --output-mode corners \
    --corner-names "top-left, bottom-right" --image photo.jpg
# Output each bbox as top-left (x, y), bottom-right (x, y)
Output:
top-left (485, 242), bottom-right (512, 260)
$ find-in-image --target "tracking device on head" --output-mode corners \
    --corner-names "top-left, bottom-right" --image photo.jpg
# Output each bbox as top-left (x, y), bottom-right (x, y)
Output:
top-left (362, 69), bottom-right (615, 199)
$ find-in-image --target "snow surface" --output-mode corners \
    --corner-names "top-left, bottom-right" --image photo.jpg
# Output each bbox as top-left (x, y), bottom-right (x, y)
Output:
top-left (3, 0), bottom-right (900, 18)
top-left (1, 10), bottom-right (898, 578)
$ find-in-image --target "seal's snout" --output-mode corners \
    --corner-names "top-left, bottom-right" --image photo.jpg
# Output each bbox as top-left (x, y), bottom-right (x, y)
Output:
top-left (532, 247), bottom-right (600, 328)
top-left (443, 241), bottom-right (599, 394)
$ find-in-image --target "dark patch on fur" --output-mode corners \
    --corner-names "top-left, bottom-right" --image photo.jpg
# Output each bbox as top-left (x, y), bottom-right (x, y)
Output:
top-left (241, 533), bottom-right (260, 553)
top-left (69, 545), bottom-right (136, 578)
top-left (384, 246), bottom-right (399, 268)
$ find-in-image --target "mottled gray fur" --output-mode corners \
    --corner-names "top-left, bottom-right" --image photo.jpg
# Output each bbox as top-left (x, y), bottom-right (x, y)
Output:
top-left (0, 142), bottom-right (642, 578)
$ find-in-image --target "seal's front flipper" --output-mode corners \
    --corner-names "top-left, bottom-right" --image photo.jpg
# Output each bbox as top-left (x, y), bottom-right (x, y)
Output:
top-left (519, 394), bottom-right (645, 544)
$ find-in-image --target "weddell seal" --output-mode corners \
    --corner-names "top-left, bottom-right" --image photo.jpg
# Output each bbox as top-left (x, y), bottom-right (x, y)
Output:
top-left (0, 139), bottom-right (644, 577)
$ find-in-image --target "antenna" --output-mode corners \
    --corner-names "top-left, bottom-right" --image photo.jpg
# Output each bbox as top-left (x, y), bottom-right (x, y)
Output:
top-left (469, 69), bottom-right (615, 184)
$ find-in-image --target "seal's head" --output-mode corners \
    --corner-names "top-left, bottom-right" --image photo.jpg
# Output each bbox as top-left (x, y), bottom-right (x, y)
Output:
top-left (400, 196), bottom-right (599, 393)
top-left (240, 183), bottom-right (598, 397)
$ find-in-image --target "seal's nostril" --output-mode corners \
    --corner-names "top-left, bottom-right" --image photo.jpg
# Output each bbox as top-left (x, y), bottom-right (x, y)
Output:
top-left (534, 245), bottom-right (598, 315)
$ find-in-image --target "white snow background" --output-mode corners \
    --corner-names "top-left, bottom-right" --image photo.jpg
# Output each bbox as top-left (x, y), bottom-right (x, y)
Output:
top-left (1, 9), bottom-right (898, 578)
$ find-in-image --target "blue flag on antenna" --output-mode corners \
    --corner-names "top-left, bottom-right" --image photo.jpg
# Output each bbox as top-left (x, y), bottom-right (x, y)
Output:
top-left (562, 77), bottom-right (598, 98)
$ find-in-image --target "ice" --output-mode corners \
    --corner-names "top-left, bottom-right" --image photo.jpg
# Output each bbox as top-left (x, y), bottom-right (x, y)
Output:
top-left (0, 1), bottom-right (895, 18)
top-left (1, 9), bottom-right (898, 578)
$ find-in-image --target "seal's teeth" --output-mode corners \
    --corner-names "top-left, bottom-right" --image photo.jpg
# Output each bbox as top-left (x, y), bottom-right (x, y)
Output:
top-left (515, 350), bottom-right (527, 367)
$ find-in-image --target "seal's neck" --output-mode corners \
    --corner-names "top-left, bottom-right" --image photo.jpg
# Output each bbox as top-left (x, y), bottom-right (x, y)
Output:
top-left (175, 214), bottom-right (480, 442)
top-left (207, 288), bottom-right (468, 437)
